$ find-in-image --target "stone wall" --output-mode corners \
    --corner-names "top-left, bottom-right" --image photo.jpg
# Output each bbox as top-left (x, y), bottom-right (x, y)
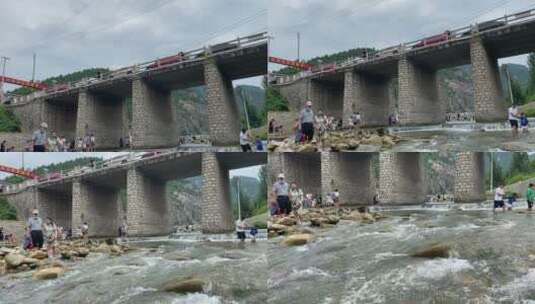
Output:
top-left (267, 111), bottom-right (298, 139)
top-left (204, 59), bottom-right (241, 146)
top-left (344, 71), bottom-right (391, 127)
top-left (3, 189), bottom-right (38, 221)
top-left (378, 153), bottom-right (426, 204)
top-left (398, 57), bottom-right (443, 125)
top-left (321, 152), bottom-right (375, 205)
top-left (126, 168), bottom-right (171, 236)
top-left (470, 36), bottom-right (507, 122)
top-left (310, 80), bottom-right (344, 119)
top-left (37, 188), bottom-right (72, 230)
top-left (454, 152), bottom-right (485, 203)
top-left (72, 181), bottom-right (119, 236)
top-left (0, 220), bottom-right (25, 242)
top-left (276, 79), bottom-right (310, 111)
top-left (77, 91), bottom-right (125, 149)
top-left (201, 153), bottom-right (234, 233)
top-left (42, 100), bottom-right (77, 140)
top-left (7, 101), bottom-right (45, 133)
top-left (0, 132), bottom-right (31, 151)
top-left (131, 77), bottom-right (178, 149)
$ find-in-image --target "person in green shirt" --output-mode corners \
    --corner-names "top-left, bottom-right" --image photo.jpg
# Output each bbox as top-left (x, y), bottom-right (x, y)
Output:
top-left (526, 183), bottom-right (535, 211)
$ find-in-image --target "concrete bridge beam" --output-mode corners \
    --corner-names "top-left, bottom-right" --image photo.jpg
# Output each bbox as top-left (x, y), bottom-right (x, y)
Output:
top-left (204, 59), bottom-right (241, 146)
top-left (126, 168), bottom-right (171, 236)
top-left (470, 37), bottom-right (507, 122)
top-left (454, 152), bottom-right (486, 203)
top-left (398, 57), bottom-right (443, 126)
top-left (131, 78), bottom-right (178, 149)
top-left (72, 181), bottom-right (120, 237)
top-left (343, 71), bottom-right (391, 127)
top-left (378, 152), bottom-right (426, 204)
top-left (321, 152), bottom-right (375, 205)
top-left (77, 90), bottom-right (126, 150)
top-left (201, 152), bottom-right (234, 233)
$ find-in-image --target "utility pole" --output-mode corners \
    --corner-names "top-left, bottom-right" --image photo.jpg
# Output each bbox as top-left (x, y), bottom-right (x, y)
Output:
top-left (0, 56), bottom-right (10, 103)
top-left (297, 32), bottom-right (301, 61)
top-left (32, 53), bottom-right (36, 82)
top-left (241, 89), bottom-right (251, 130)
top-left (237, 176), bottom-right (241, 221)
top-left (506, 65), bottom-right (514, 105)
top-left (490, 153), bottom-right (494, 192)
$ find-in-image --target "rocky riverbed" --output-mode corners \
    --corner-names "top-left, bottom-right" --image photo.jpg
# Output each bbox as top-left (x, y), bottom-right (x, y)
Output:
top-left (268, 129), bottom-right (400, 152)
top-left (0, 238), bottom-right (268, 304)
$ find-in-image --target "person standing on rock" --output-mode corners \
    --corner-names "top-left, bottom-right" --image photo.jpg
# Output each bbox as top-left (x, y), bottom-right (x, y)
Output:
top-left (44, 218), bottom-right (58, 257)
top-left (239, 128), bottom-right (252, 152)
top-left (289, 183), bottom-right (304, 222)
top-left (27, 209), bottom-right (44, 249)
top-left (81, 222), bottom-right (89, 241)
top-left (493, 184), bottom-right (506, 213)
top-left (272, 173), bottom-right (291, 215)
top-left (508, 104), bottom-right (520, 137)
top-left (32, 122), bottom-right (48, 152)
top-left (299, 101), bottom-right (315, 142)
top-left (527, 183), bottom-right (535, 211)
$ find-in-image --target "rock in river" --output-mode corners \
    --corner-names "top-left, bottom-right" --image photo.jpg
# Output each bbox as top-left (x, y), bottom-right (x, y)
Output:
top-left (162, 278), bottom-right (205, 294)
top-left (33, 267), bottom-right (65, 280)
top-left (5, 253), bottom-right (25, 269)
top-left (30, 250), bottom-right (48, 260)
top-left (411, 244), bottom-right (450, 258)
top-left (281, 234), bottom-right (314, 246)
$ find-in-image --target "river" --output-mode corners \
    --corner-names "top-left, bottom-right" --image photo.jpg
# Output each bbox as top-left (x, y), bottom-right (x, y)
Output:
top-left (0, 238), bottom-right (267, 304)
top-left (268, 203), bottom-right (535, 303)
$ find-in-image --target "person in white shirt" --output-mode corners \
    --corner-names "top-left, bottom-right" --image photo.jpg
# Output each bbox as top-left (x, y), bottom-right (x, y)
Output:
top-left (493, 184), bottom-right (506, 212)
top-left (508, 105), bottom-right (519, 137)
top-left (239, 128), bottom-right (252, 152)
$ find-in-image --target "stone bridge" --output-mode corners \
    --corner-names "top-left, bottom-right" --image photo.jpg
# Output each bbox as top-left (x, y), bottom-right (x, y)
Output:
top-left (273, 11), bottom-right (535, 127)
top-left (269, 152), bottom-right (487, 205)
top-left (2, 152), bottom-right (266, 236)
top-left (5, 34), bottom-right (267, 149)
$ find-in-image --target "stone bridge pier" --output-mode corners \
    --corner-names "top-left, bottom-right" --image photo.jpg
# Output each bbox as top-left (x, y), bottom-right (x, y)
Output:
top-left (77, 90), bottom-right (127, 150)
top-left (132, 77), bottom-right (178, 149)
top-left (321, 152), bottom-right (376, 205)
top-left (42, 100), bottom-right (78, 140)
top-left (454, 152), bottom-right (486, 203)
top-left (470, 37), bottom-right (507, 122)
top-left (343, 71), bottom-right (393, 127)
top-left (126, 168), bottom-right (170, 236)
top-left (397, 57), bottom-right (443, 126)
top-left (268, 153), bottom-right (322, 197)
top-left (378, 152), bottom-right (426, 204)
top-left (205, 59), bottom-right (241, 146)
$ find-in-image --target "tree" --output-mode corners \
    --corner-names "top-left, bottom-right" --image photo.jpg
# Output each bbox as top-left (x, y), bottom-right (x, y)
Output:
top-left (508, 77), bottom-right (526, 105)
top-left (510, 153), bottom-right (530, 176)
top-left (0, 198), bottom-right (17, 220)
top-left (527, 53), bottom-right (535, 101)
top-left (491, 158), bottom-right (505, 187)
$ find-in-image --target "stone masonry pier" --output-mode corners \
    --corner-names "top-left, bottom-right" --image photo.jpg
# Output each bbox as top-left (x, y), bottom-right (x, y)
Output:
top-left (454, 152), bottom-right (486, 203)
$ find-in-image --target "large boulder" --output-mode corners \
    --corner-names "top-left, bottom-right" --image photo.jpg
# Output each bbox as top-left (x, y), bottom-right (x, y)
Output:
top-left (281, 234), bottom-right (314, 246)
top-left (275, 217), bottom-right (297, 226)
top-left (30, 250), bottom-right (48, 260)
top-left (269, 224), bottom-right (288, 232)
top-left (110, 245), bottom-right (123, 255)
top-left (75, 248), bottom-right (90, 258)
top-left (5, 253), bottom-right (25, 269)
top-left (33, 267), bottom-right (64, 280)
top-left (162, 278), bottom-right (205, 294)
top-left (94, 243), bottom-right (110, 254)
top-left (411, 244), bottom-right (450, 258)
top-left (21, 257), bottom-right (40, 266)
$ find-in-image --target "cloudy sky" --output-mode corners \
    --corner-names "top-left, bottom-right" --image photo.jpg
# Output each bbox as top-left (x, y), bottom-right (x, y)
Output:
top-left (269, 0), bottom-right (535, 70)
top-left (0, 153), bottom-right (260, 179)
top-left (0, 0), bottom-right (267, 89)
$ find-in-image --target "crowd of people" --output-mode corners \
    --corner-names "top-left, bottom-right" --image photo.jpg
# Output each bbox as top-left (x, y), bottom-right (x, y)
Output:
top-left (270, 173), bottom-right (340, 221)
top-left (28, 122), bottom-right (98, 152)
